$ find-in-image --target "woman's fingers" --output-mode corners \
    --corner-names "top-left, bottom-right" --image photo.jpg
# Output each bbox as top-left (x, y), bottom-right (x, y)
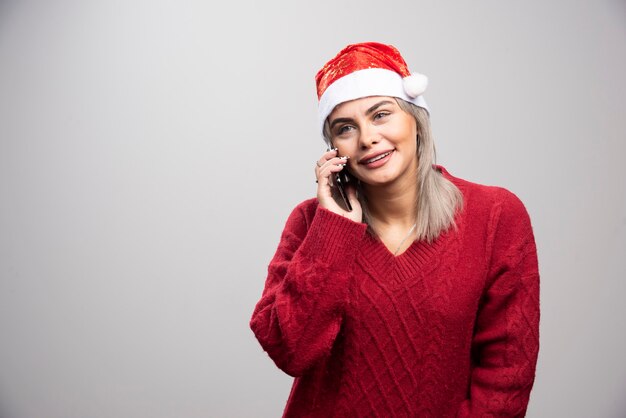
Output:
top-left (314, 149), bottom-right (335, 172)
top-left (314, 149), bottom-right (361, 222)
top-left (315, 150), bottom-right (340, 198)
top-left (315, 151), bottom-right (345, 172)
top-left (316, 160), bottom-right (347, 192)
top-left (314, 149), bottom-right (347, 184)
top-left (316, 164), bottom-right (342, 199)
top-left (316, 148), bottom-right (340, 166)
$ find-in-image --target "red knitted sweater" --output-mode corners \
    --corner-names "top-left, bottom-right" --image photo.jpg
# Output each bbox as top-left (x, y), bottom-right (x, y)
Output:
top-left (250, 168), bottom-right (540, 417)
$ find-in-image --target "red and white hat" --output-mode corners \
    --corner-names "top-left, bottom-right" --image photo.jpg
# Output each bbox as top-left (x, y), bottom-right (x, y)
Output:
top-left (315, 42), bottom-right (429, 141)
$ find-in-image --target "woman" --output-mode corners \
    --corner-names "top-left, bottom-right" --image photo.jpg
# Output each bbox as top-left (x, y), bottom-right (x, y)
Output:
top-left (250, 42), bottom-right (539, 417)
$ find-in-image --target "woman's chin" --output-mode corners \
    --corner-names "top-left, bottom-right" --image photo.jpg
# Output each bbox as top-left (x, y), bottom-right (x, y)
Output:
top-left (360, 175), bottom-right (397, 187)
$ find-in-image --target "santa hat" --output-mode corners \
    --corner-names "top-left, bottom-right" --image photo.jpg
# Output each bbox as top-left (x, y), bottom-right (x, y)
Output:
top-left (315, 42), bottom-right (429, 141)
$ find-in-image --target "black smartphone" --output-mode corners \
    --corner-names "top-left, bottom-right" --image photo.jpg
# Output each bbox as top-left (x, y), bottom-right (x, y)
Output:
top-left (334, 170), bottom-right (353, 211)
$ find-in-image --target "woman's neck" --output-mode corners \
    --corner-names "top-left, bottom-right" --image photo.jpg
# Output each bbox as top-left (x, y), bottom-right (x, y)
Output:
top-left (363, 178), bottom-right (419, 229)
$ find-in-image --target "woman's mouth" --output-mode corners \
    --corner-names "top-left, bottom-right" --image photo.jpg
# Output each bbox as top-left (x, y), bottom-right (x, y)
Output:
top-left (360, 150), bottom-right (394, 167)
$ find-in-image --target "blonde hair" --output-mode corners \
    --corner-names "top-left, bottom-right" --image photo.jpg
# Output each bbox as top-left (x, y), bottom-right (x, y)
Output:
top-left (323, 99), bottom-right (463, 242)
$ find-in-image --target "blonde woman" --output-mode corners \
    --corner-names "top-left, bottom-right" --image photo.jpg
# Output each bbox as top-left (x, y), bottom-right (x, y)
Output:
top-left (251, 42), bottom-right (539, 417)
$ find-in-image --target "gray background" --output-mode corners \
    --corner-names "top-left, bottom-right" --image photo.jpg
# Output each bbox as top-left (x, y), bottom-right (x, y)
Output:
top-left (1, 0), bottom-right (624, 417)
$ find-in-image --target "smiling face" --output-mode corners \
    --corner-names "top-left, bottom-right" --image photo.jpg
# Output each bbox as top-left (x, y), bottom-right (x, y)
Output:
top-left (328, 96), bottom-right (419, 188)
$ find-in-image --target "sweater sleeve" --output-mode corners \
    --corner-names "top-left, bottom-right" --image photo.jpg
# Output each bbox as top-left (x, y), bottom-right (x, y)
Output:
top-left (250, 201), bottom-right (367, 377)
top-left (458, 190), bottom-right (540, 417)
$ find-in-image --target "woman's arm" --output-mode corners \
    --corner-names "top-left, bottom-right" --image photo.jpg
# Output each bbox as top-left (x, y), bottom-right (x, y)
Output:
top-left (458, 190), bottom-right (540, 417)
top-left (250, 201), bottom-right (367, 377)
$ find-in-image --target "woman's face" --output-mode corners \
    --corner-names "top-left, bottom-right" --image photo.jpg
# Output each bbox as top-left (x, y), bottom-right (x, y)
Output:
top-left (328, 96), bottom-right (418, 187)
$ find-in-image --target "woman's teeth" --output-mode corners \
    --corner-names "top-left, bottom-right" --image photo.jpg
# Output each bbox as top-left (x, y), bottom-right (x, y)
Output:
top-left (366, 151), bottom-right (392, 164)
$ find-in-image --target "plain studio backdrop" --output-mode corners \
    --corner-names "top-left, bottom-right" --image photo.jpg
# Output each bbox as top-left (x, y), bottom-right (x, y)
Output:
top-left (0, 0), bottom-right (624, 417)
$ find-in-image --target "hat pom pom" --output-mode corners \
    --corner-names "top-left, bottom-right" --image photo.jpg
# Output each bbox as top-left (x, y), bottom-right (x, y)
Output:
top-left (403, 72), bottom-right (428, 98)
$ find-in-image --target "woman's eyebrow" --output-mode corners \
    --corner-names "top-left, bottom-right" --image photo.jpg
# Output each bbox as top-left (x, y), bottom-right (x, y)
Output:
top-left (365, 100), bottom-right (394, 115)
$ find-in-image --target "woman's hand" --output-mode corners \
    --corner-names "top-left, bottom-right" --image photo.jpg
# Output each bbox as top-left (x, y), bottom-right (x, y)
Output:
top-left (314, 148), bottom-right (362, 223)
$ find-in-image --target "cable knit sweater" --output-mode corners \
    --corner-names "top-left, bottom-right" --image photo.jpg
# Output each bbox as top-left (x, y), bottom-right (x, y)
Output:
top-left (250, 167), bottom-right (540, 417)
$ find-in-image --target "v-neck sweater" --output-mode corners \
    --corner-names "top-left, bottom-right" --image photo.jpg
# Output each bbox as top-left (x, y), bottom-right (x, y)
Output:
top-left (250, 167), bottom-right (540, 417)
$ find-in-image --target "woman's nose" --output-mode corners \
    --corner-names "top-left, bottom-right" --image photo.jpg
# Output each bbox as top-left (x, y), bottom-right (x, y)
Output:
top-left (359, 124), bottom-right (380, 149)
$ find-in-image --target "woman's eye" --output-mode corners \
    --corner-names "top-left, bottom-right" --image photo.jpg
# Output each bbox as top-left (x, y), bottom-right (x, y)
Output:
top-left (337, 125), bottom-right (354, 135)
top-left (374, 111), bottom-right (390, 120)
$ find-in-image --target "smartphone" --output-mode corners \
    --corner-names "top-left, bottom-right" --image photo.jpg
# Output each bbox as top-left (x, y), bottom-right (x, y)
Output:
top-left (334, 170), bottom-right (353, 211)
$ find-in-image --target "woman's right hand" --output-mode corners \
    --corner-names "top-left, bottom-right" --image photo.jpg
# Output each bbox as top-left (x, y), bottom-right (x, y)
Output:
top-left (314, 148), bottom-right (362, 223)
